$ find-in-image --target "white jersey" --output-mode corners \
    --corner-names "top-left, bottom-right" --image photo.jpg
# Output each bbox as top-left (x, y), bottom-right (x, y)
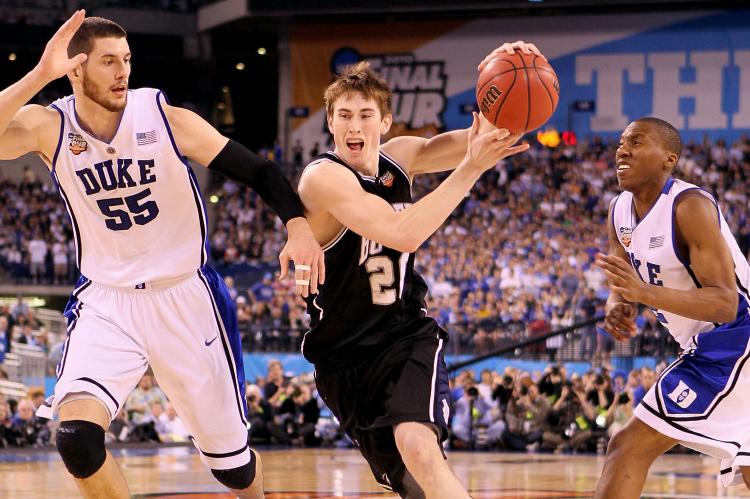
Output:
top-left (49, 88), bottom-right (207, 287)
top-left (612, 177), bottom-right (750, 349)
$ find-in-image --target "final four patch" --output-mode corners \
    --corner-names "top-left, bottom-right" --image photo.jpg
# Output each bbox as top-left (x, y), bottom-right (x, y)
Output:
top-left (619, 226), bottom-right (633, 247)
top-left (379, 171), bottom-right (394, 187)
top-left (68, 133), bottom-right (88, 155)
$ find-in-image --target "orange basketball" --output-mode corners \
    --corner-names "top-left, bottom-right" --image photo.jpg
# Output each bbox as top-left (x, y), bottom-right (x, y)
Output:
top-left (476, 52), bottom-right (559, 134)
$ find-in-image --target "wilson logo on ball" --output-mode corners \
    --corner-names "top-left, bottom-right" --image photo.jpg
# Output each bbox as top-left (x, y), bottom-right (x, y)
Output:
top-left (479, 85), bottom-right (503, 115)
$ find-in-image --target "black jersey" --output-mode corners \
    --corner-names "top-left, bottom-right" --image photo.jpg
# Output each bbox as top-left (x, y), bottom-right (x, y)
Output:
top-left (302, 151), bottom-right (431, 367)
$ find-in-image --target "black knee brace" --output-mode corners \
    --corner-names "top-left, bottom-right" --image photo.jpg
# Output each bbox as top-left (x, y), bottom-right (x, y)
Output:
top-left (211, 451), bottom-right (256, 490)
top-left (56, 420), bottom-right (106, 479)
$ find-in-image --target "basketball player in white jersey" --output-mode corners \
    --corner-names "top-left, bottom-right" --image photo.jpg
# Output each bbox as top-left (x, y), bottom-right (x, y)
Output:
top-left (0, 12), bottom-right (324, 499)
top-left (593, 117), bottom-right (750, 498)
top-left (297, 42), bottom-right (538, 499)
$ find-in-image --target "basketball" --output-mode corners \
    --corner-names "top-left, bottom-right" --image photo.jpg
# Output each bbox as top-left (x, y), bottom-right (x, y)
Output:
top-left (476, 52), bottom-right (559, 134)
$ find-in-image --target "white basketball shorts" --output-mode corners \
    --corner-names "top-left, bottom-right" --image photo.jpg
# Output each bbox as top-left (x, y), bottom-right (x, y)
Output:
top-left (633, 315), bottom-right (750, 487)
top-left (37, 265), bottom-right (250, 470)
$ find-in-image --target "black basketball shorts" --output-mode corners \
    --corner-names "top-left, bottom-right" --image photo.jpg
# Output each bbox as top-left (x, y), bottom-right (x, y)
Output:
top-left (314, 319), bottom-right (451, 495)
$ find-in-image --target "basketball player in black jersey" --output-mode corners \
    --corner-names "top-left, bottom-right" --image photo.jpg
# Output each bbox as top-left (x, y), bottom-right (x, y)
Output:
top-left (297, 42), bottom-right (538, 499)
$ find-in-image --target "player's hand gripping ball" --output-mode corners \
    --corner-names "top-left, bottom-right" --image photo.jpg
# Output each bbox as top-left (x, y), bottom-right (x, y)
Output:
top-left (476, 51), bottom-right (559, 134)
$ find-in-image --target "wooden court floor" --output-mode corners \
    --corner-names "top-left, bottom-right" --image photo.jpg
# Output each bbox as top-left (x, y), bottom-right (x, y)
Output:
top-left (1, 445), bottom-right (750, 498)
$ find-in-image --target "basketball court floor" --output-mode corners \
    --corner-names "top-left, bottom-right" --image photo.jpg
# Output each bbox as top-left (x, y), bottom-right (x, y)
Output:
top-left (2, 446), bottom-right (750, 498)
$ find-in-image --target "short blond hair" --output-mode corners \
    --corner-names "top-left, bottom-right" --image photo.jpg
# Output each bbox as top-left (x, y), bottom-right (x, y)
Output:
top-left (324, 61), bottom-right (392, 119)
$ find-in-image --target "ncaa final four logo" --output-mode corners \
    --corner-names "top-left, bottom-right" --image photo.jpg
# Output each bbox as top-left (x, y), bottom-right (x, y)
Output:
top-left (619, 227), bottom-right (633, 247)
top-left (68, 132), bottom-right (88, 155)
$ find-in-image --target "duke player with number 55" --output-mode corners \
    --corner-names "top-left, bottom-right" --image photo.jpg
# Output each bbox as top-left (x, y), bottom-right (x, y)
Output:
top-left (296, 45), bottom-right (535, 498)
top-left (593, 118), bottom-right (750, 498)
top-left (0, 12), bottom-right (324, 499)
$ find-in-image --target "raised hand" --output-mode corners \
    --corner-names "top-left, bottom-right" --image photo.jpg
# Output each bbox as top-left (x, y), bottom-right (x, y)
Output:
top-left (36, 10), bottom-right (88, 82)
top-left (464, 112), bottom-right (529, 172)
top-left (478, 40), bottom-right (545, 72)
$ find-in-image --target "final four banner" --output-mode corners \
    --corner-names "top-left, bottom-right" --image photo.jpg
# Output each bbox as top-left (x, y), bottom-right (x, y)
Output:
top-left (289, 10), bottom-right (750, 153)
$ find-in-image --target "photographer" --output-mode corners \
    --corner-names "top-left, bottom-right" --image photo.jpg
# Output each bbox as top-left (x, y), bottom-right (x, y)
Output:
top-left (503, 382), bottom-right (550, 451)
top-left (605, 391), bottom-right (634, 439)
top-left (586, 373), bottom-right (614, 411)
top-left (538, 365), bottom-right (566, 402)
top-left (267, 382), bottom-right (320, 446)
top-left (246, 384), bottom-right (273, 444)
top-left (451, 385), bottom-right (505, 449)
top-left (542, 378), bottom-right (597, 452)
top-left (491, 374), bottom-right (515, 412)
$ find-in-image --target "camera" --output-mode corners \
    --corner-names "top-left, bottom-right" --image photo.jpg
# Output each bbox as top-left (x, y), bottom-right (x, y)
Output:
top-left (618, 393), bottom-right (630, 405)
top-left (519, 385), bottom-right (529, 396)
top-left (466, 386), bottom-right (479, 398)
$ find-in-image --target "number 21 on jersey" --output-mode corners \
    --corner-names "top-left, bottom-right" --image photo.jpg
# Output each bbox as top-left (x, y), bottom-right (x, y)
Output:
top-left (360, 238), bottom-right (409, 306)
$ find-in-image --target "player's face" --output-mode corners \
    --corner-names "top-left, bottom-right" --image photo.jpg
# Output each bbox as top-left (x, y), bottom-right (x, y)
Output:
top-left (328, 92), bottom-right (392, 171)
top-left (615, 121), bottom-right (672, 192)
top-left (80, 37), bottom-right (131, 113)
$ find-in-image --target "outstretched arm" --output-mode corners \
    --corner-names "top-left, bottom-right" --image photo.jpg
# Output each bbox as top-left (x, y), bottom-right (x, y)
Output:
top-left (300, 113), bottom-right (526, 253)
top-left (382, 40), bottom-right (541, 176)
top-left (165, 104), bottom-right (324, 296)
top-left (0, 10), bottom-right (88, 161)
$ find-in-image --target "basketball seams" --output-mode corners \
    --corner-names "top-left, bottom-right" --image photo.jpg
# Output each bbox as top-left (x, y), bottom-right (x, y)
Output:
top-left (533, 56), bottom-right (556, 113)
top-left (491, 68), bottom-right (517, 128)
top-left (476, 67), bottom-right (519, 97)
top-left (476, 59), bottom-right (516, 103)
top-left (523, 56), bottom-right (532, 132)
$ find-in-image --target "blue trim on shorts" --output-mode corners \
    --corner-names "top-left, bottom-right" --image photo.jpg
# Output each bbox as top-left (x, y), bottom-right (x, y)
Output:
top-left (56, 275), bottom-right (90, 380)
top-left (76, 376), bottom-right (120, 412)
top-left (198, 265), bottom-right (248, 423)
top-left (654, 315), bottom-right (750, 420)
top-left (640, 399), bottom-right (741, 449)
top-left (198, 442), bottom-right (248, 458)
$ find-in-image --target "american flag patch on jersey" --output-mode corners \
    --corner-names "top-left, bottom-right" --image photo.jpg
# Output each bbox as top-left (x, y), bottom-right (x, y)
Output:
top-left (136, 130), bottom-right (158, 145)
top-left (649, 236), bottom-right (665, 249)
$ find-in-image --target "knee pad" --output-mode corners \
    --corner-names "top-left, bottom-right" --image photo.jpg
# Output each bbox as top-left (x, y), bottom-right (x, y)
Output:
top-left (56, 420), bottom-right (106, 479)
top-left (211, 452), bottom-right (257, 490)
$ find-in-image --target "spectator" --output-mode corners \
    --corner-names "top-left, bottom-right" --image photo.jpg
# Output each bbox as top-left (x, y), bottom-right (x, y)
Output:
top-left (27, 231), bottom-right (48, 283)
top-left (158, 403), bottom-right (190, 442)
top-left (631, 367), bottom-right (656, 408)
top-left (0, 316), bottom-right (9, 361)
top-left (0, 401), bottom-right (22, 447)
top-left (125, 373), bottom-right (168, 428)
top-left (106, 409), bottom-right (130, 443)
top-left (11, 398), bottom-right (50, 447)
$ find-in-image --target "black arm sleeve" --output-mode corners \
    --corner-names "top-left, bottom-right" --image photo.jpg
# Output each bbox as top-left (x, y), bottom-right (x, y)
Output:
top-left (208, 140), bottom-right (305, 225)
